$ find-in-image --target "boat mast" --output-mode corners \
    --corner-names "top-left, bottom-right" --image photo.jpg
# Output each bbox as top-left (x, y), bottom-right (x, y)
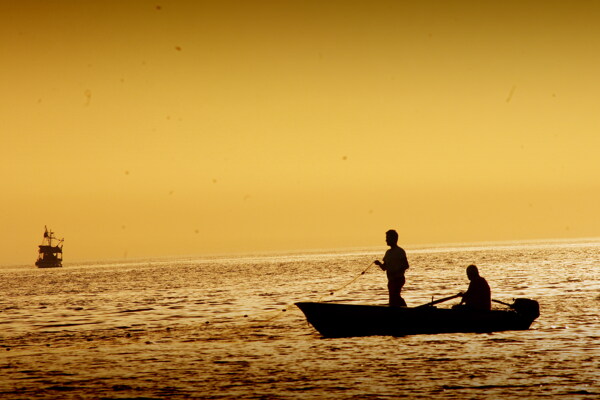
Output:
top-left (36, 226), bottom-right (64, 268)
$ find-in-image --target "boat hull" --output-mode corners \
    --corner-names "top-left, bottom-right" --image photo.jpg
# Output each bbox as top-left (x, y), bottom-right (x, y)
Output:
top-left (295, 302), bottom-right (538, 338)
top-left (35, 260), bottom-right (62, 268)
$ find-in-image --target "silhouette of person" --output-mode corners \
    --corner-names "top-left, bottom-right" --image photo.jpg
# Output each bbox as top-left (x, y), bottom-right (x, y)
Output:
top-left (374, 230), bottom-right (409, 307)
top-left (458, 265), bottom-right (491, 310)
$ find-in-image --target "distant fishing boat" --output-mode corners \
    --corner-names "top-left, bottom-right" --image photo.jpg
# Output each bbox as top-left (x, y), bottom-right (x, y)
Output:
top-left (296, 296), bottom-right (540, 338)
top-left (35, 226), bottom-right (63, 268)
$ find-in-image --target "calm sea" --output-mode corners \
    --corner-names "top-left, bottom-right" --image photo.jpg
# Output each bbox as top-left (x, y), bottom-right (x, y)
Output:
top-left (1, 239), bottom-right (599, 399)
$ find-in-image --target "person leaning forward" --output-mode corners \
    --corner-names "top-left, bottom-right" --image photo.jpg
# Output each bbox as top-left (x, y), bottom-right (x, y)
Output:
top-left (457, 264), bottom-right (491, 311)
top-left (374, 229), bottom-right (409, 307)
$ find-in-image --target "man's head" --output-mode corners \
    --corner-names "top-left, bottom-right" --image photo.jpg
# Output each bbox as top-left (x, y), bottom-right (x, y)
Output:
top-left (466, 264), bottom-right (480, 280)
top-left (385, 229), bottom-right (398, 246)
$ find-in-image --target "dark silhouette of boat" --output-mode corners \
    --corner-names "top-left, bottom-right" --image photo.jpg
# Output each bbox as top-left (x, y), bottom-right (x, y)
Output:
top-left (295, 297), bottom-right (539, 338)
top-left (35, 226), bottom-right (64, 268)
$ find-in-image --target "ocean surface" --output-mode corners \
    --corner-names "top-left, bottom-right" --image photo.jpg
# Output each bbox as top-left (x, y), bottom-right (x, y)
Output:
top-left (1, 239), bottom-right (599, 399)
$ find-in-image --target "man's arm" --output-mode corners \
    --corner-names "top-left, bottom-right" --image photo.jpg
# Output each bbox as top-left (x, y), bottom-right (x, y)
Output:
top-left (461, 282), bottom-right (473, 305)
top-left (374, 260), bottom-right (385, 270)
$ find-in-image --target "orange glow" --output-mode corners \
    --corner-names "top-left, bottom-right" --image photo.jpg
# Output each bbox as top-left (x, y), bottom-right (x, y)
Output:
top-left (2, 1), bottom-right (599, 265)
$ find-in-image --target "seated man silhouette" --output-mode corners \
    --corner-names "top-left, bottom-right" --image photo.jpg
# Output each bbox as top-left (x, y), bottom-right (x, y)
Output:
top-left (457, 264), bottom-right (491, 310)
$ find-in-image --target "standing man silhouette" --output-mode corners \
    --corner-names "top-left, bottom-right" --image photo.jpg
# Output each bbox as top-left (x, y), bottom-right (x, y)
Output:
top-left (374, 229), bottom-right (410, 307)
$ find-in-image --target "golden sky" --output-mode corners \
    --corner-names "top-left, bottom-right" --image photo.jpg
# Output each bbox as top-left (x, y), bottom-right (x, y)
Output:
top-left (2, 0), bottom-right (599, 265)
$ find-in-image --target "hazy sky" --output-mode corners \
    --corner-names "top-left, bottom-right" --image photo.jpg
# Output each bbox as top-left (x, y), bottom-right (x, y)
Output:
top-left (2, 0), bottom-right (599, 265)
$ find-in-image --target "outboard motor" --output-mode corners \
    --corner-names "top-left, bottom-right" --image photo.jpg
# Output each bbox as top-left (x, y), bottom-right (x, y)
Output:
top-left (512, 298), bottom-right (540, 320)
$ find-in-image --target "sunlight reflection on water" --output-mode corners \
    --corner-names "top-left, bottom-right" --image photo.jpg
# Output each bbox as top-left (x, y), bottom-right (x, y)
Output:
top-left (0, 240), bottom-right (599, 399)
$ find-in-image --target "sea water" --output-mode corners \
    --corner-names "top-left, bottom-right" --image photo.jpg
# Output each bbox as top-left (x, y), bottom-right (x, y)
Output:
top-left (0, 239), bottom-right (599, 399)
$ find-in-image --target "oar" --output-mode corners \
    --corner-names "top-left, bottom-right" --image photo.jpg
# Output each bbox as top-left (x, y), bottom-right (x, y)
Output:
top-left (415, 293), bottom-right (463, 308)
top-left (492, 299), bottom-right (512, 307)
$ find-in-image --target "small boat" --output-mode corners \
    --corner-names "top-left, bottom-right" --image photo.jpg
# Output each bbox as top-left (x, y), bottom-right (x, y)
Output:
top-left (35, 226), bottom-right (64, 268)
top-left (295, 297), bottom-right (540, 338)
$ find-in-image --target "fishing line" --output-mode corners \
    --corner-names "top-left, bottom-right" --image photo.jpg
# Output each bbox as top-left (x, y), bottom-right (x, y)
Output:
top-left (262, 260), bottom-right (377, 322)
top-left (204, 260), bottom-right (377, 326)
top-left (316, 260), bottom-right (375, 302)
